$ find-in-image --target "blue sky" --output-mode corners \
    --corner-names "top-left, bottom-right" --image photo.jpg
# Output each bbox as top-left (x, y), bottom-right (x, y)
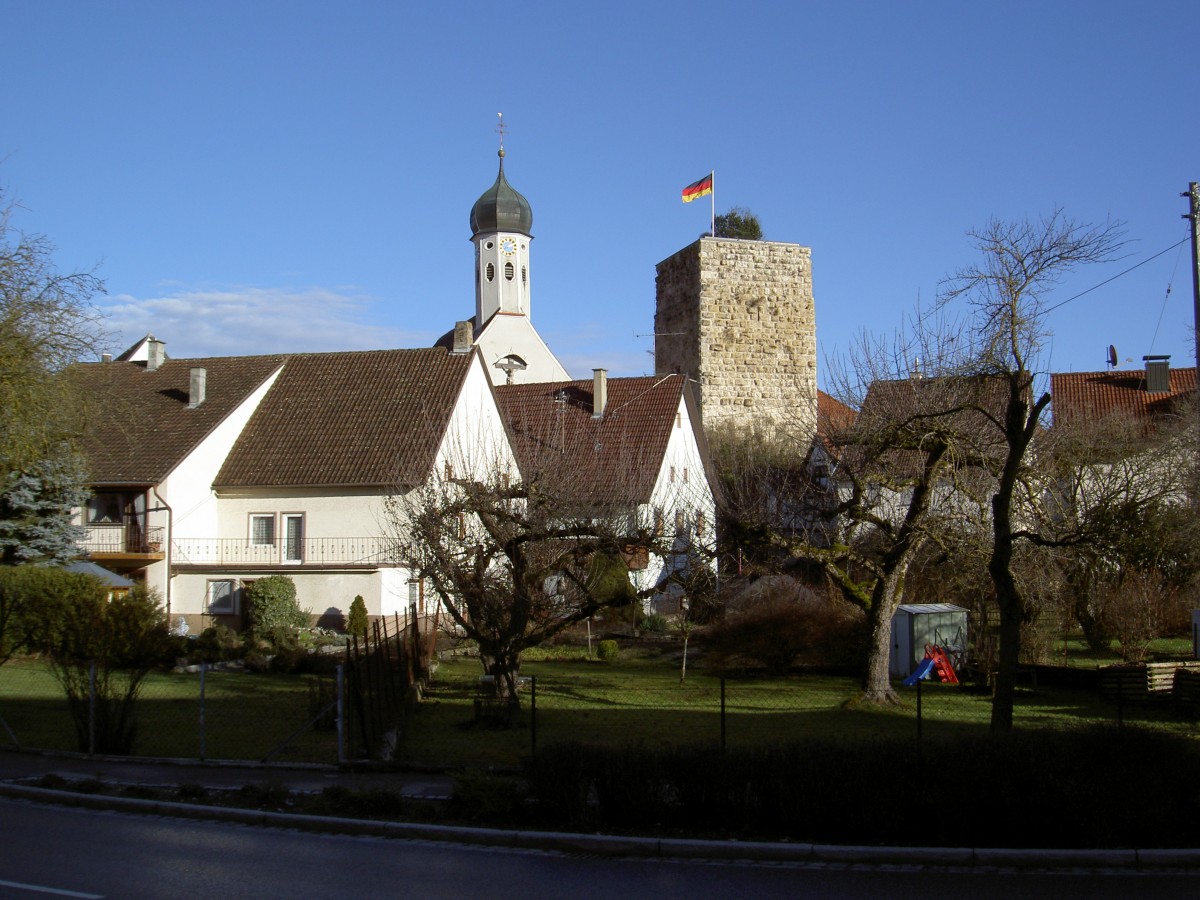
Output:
top-left (4, 1), bottom-right (1197, 384)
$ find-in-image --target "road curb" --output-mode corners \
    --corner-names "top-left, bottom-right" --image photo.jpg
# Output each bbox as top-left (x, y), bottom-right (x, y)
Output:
top-left (2, 780), bottom-right (1196, 870)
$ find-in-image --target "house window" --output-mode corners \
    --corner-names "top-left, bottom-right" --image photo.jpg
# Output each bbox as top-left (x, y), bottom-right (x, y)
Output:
top-left (683, 467), bottom-right (689, 484)
top-left (654, 507), bottom-right (664, 535)
top-left (675, 412), bottom-right (682, 429)
top-left (485, 262), bottom-right (495, 282)
top-left (444, 461), bottom-right (454, 480)
top-left (504, 261), bottom-right (514, 281)
top-left (250, 514), bottom-right (275, 546)
top-left (674, 509), bottom-right (686, 532)
top-left (207, 579), bottom-right (239, 614)
top-left (669, 466), bottom-right (676, 483)
top-left (283, 513), bottom-right (304, 563)
top-left (521, 265), bottom-right (527, 286)
top-left (696, 510), bottom-right (706, 537)
top-left (456, 512), bottom-right (467, 539)
top-left (88, 492), bottom-right (125, 524)
top-left (408, 580), bottom-right (420, 603)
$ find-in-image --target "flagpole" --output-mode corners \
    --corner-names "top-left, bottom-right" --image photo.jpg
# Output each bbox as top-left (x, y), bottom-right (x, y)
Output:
top-left (710, 170), bottom-right (715, 237)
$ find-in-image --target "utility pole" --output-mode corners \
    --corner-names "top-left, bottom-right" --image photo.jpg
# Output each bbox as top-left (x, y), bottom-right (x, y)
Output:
top-left (1184, 182), bottom-right (1200, 372)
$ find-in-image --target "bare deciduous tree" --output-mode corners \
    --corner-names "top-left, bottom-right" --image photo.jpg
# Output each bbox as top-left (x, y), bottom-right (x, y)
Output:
top-left (937, 211), bottom-right (1125, 731)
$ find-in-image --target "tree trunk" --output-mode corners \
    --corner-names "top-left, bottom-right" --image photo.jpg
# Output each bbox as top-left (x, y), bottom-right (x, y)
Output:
top-left (481, 652), bottom-right (522, 707)
top-left (860, 568), bottom-right (906, 705)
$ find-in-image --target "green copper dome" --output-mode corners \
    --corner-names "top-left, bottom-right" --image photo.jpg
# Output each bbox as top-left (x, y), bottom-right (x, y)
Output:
top-left (470, 151), bottom-right (533, 237)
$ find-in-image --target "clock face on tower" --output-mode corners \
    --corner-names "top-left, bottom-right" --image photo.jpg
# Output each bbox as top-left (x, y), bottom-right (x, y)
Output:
top-left (500, 238), bottom-right (517, 256)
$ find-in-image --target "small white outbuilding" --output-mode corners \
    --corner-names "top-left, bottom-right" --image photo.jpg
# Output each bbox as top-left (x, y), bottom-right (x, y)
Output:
top-left (889, 603), bottom-right (968, 679)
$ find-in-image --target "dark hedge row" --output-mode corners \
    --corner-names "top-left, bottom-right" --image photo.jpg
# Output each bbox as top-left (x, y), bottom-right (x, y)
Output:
top-left (528, 725), bottom-right (1200, 848)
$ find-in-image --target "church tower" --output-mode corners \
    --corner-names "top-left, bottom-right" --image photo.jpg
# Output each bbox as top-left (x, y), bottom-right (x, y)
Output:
top-left (470, 147), bottom-right (533, 324)
top-left (438, 124), bottom-right (568, 387)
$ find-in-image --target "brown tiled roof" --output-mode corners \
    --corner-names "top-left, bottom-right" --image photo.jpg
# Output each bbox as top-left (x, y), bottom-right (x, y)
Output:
top-left (74, 348), bottom-right (475, 490)
top-left (1050, 367), bottom-right (1197, 426)
top-left (843, 375), bottom-right (1015, 477)
top-left (215, 348), bottom-right (474, 489)
top-left (494, 375), bottom-right (692, 508)
top-left (73, 355), bottom-right (287, 485)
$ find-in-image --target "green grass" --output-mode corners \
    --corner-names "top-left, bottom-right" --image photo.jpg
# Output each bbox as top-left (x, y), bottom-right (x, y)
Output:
top-left (400, 648), bottom-right (1200, 769)
top-left (6, 639), bottom-right (1198, 769)
top-left (1048, 634), bottom-right (1193, 668)
top-left (0, 657), bottom-right (339, 763)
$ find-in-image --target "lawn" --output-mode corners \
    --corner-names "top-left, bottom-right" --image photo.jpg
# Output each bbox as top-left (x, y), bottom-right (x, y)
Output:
top-left (399, 645), bottom-right (1198, 769)
top-left (0, 657), bottom-right (339, 764)
top-left (5, 641), bottom-right (1196, 770)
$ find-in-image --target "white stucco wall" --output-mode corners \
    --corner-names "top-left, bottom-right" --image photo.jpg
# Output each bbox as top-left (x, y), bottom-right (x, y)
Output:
top-left (640, 393), bottom-right (718, 614)
top-left (473, 314), bottom-right (570, 385)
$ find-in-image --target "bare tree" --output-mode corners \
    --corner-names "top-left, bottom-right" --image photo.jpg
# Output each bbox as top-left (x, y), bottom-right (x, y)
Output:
top-left (386, 424), bottom-right (714, 703)
top-left (0, 188), bottom-right (106, 476)
top-left (715, 326), bottom-right (1002, 704)
top-left (1040, 397), bottom-right (1199, 657)
top-left (937, 211), bottom-right (1125, 731)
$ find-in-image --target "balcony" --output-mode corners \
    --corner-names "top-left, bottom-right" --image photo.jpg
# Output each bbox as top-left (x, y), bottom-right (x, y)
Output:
top-left (170, 537), bottom-right (403, 568)
top-left (84, 525), bottom-right (167, 562)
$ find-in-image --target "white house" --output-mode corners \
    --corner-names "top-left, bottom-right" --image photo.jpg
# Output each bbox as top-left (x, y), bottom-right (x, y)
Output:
top-left (494, 369), bottom-right (717, 614)
top-left (74, 341), bottom-right (512, 631)
top-left (71, 145), bottom-right (713, 629)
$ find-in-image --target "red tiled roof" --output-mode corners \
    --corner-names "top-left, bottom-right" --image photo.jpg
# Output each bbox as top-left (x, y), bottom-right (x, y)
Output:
top-left (494, 375), bottom-right (693, 508)
top-left (816, 390), bottom-right (856, 441)
top-left (1050, 367), bottom-right (1197, 426)
top-left (73, 355), bottom-right (286, 485)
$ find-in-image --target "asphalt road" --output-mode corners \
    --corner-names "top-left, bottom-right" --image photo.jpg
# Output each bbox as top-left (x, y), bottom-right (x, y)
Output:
top-left (1, 798), bottom-right (1197, 899)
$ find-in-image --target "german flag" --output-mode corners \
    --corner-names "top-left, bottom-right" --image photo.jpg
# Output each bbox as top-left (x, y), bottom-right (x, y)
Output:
top-left (681, 172), bottom-right (713, 203)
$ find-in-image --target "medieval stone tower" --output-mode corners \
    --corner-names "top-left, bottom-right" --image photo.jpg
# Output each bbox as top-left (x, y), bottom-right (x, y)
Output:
top-left (654, 237), bottom-right (818, 441)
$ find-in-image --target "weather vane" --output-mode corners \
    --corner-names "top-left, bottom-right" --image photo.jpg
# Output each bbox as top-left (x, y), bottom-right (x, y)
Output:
top-left (496, 112), bottom-right (507, 157)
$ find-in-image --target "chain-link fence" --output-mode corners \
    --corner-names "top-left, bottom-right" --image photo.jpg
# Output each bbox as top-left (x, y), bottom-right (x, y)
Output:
top-left (0, 658), bottom-right (342, 764)
top-left (393, 656), bottom-right (1200, 769)
top-left (4, 653), bottom-right (1197, 769)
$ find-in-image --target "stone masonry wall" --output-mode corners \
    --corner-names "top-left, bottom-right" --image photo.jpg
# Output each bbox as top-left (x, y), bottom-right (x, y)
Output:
top-left (654, 237), bottom-right (817, 440)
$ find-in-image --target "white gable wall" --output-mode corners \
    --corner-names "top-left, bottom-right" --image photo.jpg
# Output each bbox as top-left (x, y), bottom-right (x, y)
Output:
top-left (634, 393), bottom-right (718, 612)
top-left (473, 314), bottom-right (570, 386)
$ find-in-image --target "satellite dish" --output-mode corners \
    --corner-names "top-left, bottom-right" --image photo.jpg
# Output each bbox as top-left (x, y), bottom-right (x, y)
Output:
top-left (1107, 345), bottom-right (1118, 368)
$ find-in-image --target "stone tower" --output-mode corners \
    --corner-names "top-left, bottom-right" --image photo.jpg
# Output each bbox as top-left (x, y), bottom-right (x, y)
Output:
top-left (654, 237), bottom-right (817, 440)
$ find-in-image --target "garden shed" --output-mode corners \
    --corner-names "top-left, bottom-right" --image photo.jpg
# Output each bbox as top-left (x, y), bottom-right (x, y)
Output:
top-left (889, 603), bottom-right (968, 679)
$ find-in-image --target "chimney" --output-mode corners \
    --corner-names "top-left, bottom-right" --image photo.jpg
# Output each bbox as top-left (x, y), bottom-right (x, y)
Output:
top-left (451, 320), bottom-right (473, 354)
top-left (146, 338), bottom-right (166, 372)
top-left (592, 368), bottom-right (608, 419)
top-left (188, 367), bottom-right (207, 408)
top-left (1143, 355), bottom-right (1171, 393)
top-left (101, 353), bottom-right (112, 363)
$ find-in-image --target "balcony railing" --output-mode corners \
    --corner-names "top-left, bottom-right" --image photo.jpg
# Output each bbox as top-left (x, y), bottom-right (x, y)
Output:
top-left (83, 525), bottom-right (167, 555)
top-left (170, 537), bottom-right (403, 567)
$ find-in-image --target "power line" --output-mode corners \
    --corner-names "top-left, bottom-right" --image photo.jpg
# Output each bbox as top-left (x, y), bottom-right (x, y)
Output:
top-left (1042, 235), bottom-right (1190, 315)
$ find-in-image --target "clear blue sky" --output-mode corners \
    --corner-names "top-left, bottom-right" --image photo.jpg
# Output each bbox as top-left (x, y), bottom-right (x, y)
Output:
top-left (5, 1), bottom-right (1197, 384)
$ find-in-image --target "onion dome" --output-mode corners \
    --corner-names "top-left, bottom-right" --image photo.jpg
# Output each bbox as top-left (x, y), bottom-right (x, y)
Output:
top-left (469, 150), bottom-right (533, 237)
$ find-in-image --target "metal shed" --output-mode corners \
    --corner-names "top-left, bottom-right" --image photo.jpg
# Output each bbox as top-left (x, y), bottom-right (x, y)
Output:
top-left (889, 603), bottom-right (968, 679)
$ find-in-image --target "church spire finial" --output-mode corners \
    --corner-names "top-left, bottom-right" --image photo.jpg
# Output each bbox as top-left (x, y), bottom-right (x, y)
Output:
top-left (496, 112), bottom-right (506, 162)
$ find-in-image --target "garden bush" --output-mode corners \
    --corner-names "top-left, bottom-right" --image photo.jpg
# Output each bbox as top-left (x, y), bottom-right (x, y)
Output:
top-left (596, 639), bottom-right (619, 662)
top-left (703, 579), bottom-right (864, 674)
top-left (529, 726), bottom-right (1200, 846)
top-left (640, 612), bottom-right (668, 634)
top-left (347, 594), bottom-right (369, 637)
top-left (245, 575), bottom-right (309, 635)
